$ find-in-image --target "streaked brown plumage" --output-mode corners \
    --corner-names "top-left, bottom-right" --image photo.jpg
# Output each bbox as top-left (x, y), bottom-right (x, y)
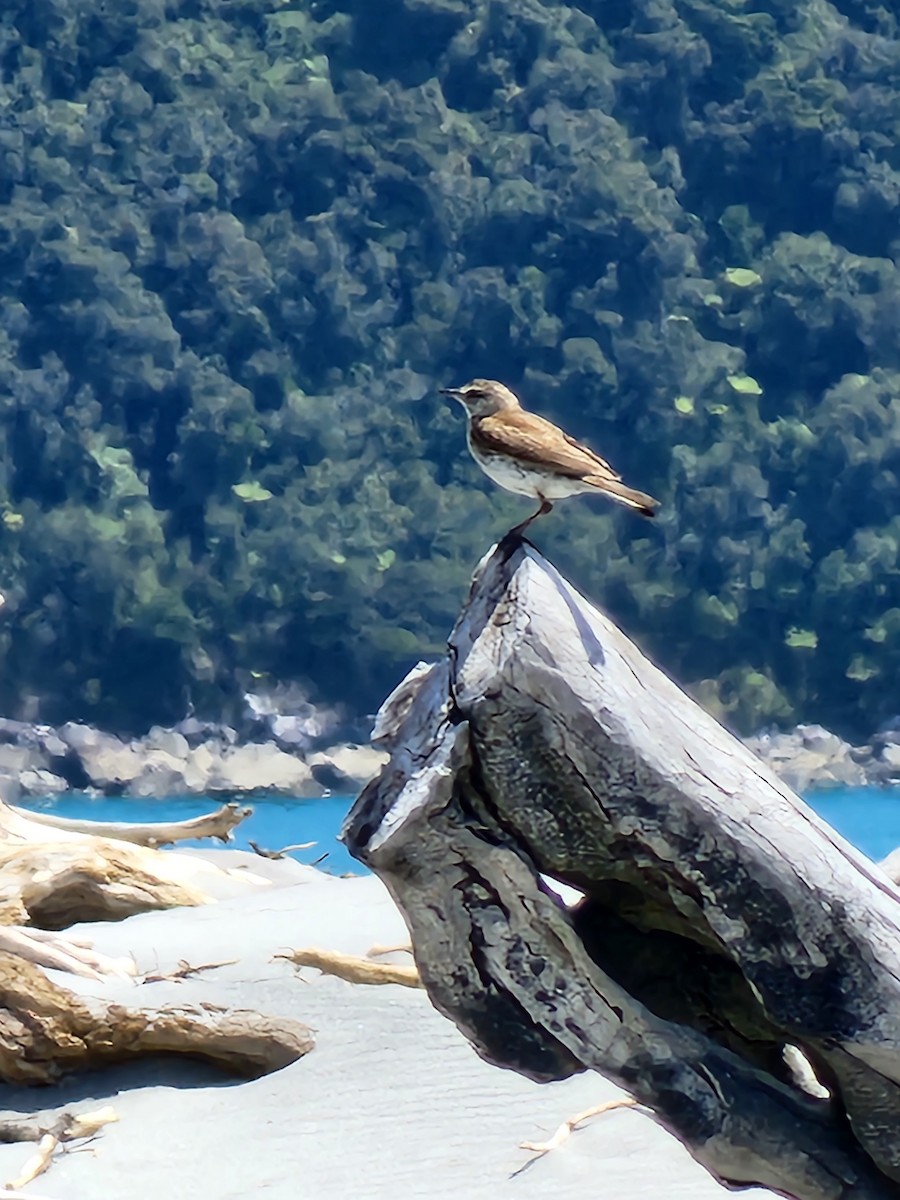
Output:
top-left (440, 378), bottom-right (658, 532)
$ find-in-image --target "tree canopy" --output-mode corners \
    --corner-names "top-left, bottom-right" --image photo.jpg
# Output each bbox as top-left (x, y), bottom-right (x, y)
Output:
top-left (0, 0), bottom-right (899, 737)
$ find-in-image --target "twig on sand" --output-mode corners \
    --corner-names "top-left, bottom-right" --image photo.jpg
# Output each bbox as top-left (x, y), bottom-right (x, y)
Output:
top-left (142, 959), bottom-right (238, 984)
top-left (2, 1106), bottom-right (118, 1190)
top-left (275, 947), bottom-right (422, 988)
top-left (512, 1097), bottom-right (640, 1177)
top-left (247, 840), bottom-right (316, 860)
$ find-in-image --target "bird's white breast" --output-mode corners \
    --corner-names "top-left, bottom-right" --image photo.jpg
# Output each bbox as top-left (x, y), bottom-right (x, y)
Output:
top-left (467, 434), bottom-right (589, 500)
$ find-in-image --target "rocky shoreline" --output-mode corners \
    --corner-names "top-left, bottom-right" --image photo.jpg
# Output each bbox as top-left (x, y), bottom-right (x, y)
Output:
top-left (743, 723), bottom-right (900, 793)
top-left (0, 716), bottom-right (388, 802)
top-left (0, 711), bottom-right (897, 803)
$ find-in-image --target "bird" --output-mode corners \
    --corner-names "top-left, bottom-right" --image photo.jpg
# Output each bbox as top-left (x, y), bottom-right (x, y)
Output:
top-left (440, 378), bottom-right (659, 534)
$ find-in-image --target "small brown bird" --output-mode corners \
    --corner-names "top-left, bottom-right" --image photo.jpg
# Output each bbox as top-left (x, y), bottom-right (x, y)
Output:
top-left (441, 379), bottom-right (659, 533)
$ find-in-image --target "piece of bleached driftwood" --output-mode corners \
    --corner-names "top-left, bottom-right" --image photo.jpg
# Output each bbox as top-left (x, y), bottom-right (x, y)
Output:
top-left (0, 840), bottom-right (211, 927)
top-left (344, 538), bottom-right (900, 1200)
top-left (514, 1096), bottom-right (640, 1176)
top-left (248, 839), bottom-right (316, 859)
top-left (12, 801), bottom-right (251, 846)
top-left (0, 926), bottom-right (136, 980)
top-left (276, 947), bottom-right (422, 988)
top-left (0, 1105), bottom-right (118, 1146)
top-left (0, 800), bottom-right (272, 928)
top-left (1, 1106), bottom-right (118, 1191)
top-left (0, 953), bottom-right (314, 1085)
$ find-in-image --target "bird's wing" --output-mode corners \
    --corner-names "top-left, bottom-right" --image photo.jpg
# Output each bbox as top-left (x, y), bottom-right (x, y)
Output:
top-left (475, 411), bottom-right (621, 481)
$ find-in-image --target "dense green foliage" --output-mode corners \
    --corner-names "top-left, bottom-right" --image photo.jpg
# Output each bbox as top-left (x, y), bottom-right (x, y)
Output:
top-left (1, 0), bottom-right (900, 735)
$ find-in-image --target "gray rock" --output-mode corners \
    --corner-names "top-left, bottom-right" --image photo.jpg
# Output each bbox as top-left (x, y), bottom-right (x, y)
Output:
top-left (206, 742), bottom-right (323, 796)
top-left (173, 717), bottom-right (238, 747)
top-left (270, 714), bottom-right (317, 752)
top-left (76, 736), bottom-right (146, 792)
top-left (141, 727), bottom-right (190, 760)
top-left (19, 767), bottom-right (69, 795)
top-left (242, 686), bottom-right (342, 748)
top-left (38, 731), bottom-right (70, 760)
top-left (57, 721), bottom-right (107, 753)
top-left (308, 743), bottom-right (388, 791)
top-left (744, 724), bottom-right (868, 790)
top-left (862, 742), bottom-right (900, 785)
top-left (128, 750), bottom-right (200, 798)
top-left (0, 743), bottom-right (39, 773)
top-left (880, 744), bottom-right (900, 772)
top-left (0, 717), bottom-right (37, 743)
top-left (0, 773), bottom-right (20, 805)
top-left (779, 755), bottom-right (868, 792)
top-left (797, 724), bottom-right (845, 753)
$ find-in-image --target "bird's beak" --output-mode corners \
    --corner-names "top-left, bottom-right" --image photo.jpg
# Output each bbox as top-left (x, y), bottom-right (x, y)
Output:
top-left (439, 387), bottom-right (464, 400)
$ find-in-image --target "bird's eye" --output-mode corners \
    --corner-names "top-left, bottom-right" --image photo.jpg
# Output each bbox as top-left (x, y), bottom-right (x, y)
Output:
top-left (465, 389), bottom-right (484, 400)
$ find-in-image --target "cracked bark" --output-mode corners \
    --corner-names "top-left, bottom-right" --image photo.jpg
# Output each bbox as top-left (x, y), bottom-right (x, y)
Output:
top-left (344, 539), bottom-right (900, 1200)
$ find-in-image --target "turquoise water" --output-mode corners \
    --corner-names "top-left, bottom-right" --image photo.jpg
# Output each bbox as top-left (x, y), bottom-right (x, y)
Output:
top-left (17, 786), bottom-right (900, 875)
top-left (804, 787), bottom-right (900, 862)
top-left (18, 792), bottom-right (361, 875)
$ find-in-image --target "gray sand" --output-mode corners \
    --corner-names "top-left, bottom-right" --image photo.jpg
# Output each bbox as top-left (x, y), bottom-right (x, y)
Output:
top-left (0, 859), bottom-right (772, 1199)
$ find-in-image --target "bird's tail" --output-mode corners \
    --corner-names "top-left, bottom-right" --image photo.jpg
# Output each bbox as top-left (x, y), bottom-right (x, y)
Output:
top-left (586, 476), bottom-right (659, 518)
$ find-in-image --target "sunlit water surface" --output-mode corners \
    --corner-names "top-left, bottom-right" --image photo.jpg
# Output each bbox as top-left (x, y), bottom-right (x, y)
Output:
top-left (17, 785), bottom-right (900, 878)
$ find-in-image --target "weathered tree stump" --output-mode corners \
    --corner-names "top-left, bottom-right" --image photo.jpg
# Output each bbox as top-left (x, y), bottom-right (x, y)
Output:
top-left (344, 539), bottom-right (900, 1200)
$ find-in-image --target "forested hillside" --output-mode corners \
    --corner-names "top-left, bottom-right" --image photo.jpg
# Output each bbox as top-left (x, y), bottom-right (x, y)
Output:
top-left (0, 0), bottom-right (899, 735)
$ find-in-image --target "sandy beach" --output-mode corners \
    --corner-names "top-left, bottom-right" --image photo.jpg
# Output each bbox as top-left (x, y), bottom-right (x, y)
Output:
top-left (0, 855), bottom-right (773, 1200)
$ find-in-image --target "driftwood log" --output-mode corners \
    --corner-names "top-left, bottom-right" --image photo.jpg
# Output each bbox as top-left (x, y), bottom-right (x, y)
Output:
top-left (344, 539), bottom-right (900, 1200)
top-left (12, 801), bottom-right (251, 846)
top-left (0, 954), bottom-right (313, 1084)
top-left (0, 801), bottom-right (268, 928)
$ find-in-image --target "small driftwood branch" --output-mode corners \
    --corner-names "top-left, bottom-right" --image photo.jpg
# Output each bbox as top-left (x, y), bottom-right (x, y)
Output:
top-left (12, 801), bottom-right (251, 847)
top-left (0, 927), bottom-right (136, 981)
top-left (1, 1106), bottom-right (118, 1190)
top-left (366, 943), bottom-right (413, 958)
top-left (248, 840), bottom-right (316, 859)
top-left (6, 1133), bottom-right (58, 1191)
top-left (0, 1105), bottom-right (118, 1145)
top-left (345, 539), bottom-right (900, 1200)
top-left (276, 947), bottom-right (422, 988)
top-left (0, 954), bottom-right (314, 1084)
top-left (142, 959), bottom-right (238, 984)
top-left (514, 1097), bottom-right (639, 1176)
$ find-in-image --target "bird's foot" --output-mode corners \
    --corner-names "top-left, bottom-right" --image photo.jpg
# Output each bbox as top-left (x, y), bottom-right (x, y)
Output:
top-left (506, 499), bottom-right (553, 540)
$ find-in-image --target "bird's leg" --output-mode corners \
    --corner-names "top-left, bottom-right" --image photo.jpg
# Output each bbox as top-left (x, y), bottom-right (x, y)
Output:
top-left (508, 498), bottom-right (553, 538)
